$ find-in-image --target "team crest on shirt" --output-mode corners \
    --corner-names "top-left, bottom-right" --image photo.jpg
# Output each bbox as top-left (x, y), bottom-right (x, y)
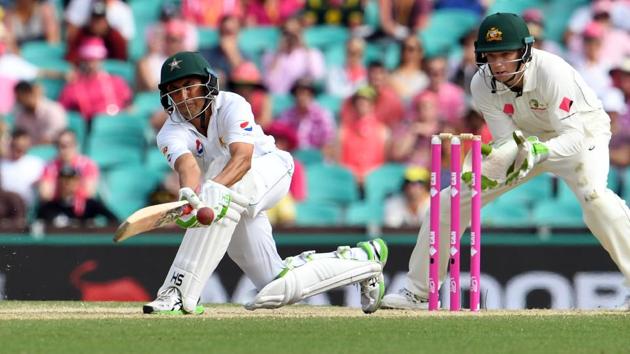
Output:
top-left (239, 121), bottom-right (253, 132)
top-left (529, 99), bottom-right (548, 111)
top-left (195, 139), bottom-right (204, 156)
top-left (486, 27), bottom-right (503, 42)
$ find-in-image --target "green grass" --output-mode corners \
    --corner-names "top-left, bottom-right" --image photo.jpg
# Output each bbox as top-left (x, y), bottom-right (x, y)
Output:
top-left (1, 302), bottom-right (629, 353)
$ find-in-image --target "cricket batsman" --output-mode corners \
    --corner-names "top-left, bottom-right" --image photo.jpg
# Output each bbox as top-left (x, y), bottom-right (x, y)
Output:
top-left (144, 51), bottom-right (388, 314)
top-left (382, 12), bottom-right (630, 309)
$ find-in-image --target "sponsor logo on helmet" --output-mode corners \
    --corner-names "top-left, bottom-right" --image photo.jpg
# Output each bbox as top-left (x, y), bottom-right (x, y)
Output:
top-left (195, 139), bottom-right (204, 156)
top-left (239, 121), bottom-right (253, 132)
top-left (529, 99), bottom-right (547, 111)
top-left (486, 27), bottom-right (503, 42)
top-left (168, 58), bottom-right (182, 71)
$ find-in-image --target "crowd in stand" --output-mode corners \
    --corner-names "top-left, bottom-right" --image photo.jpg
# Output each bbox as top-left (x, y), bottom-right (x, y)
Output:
top-left (0, 0), bottom-right (628, 231)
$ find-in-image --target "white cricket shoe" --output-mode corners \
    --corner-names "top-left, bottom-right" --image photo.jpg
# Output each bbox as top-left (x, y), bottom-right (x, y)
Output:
top-left (356, 238), bottom-right (388, 314)
top-left (381, 288), bottom-right (429, 310)
top-left (143, 287), bottom-right (204, 315)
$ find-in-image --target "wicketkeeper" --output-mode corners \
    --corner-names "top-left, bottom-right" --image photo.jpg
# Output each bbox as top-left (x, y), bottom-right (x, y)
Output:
top-left (145, 51), bottom-right (388, 314)
top-left (382, 12), bottom-right (630, 310)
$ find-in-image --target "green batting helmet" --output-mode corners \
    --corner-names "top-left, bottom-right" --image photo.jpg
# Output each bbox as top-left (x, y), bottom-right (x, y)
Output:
top-left (474, 13), bottom-right (534, 62)
top-left (158, 51), bottom-right (219, 111)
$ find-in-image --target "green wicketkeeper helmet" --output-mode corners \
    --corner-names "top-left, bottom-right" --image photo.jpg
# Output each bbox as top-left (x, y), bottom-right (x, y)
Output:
top-left (474, 12), bottom-right (535, 63)
top-left (158, 51), bottom-right (219, 112)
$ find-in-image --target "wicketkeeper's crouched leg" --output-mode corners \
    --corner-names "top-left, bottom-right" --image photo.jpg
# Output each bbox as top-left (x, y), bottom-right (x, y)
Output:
top-left (245, 238), bottom-right (389, 313)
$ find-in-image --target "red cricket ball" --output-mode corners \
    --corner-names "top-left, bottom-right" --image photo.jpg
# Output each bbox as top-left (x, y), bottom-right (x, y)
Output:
top-left (196, 207), bottom-right (215, 225)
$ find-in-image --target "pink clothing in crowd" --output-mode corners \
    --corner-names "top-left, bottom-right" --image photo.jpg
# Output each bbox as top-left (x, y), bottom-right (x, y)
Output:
top-left (415, 83), bottom-right (465, 124)
top-left (14, 98), bottom-right (67, 145)
top-left (58, 71), bottom-right (132, 120)
top-left (40, 155), bottom-right (99, 201)
top-left (340, 113), bottom-right (388, 183)
top-left (262, 47), bottom-right (325, 94)
top-left (290, 159), bottom-right (307, 202)
top-left (244, 0), bottom-right (304, 26)
top-left (277, 102), bottom-right (336, 149)
top-left (341, 86), bottom-right (405, 128)
top-left (181, 0), bottom-right (243, 27)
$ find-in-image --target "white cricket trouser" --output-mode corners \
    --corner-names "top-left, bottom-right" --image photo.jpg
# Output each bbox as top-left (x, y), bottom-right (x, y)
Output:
top-left (406, 130), bottom-right (630, 298)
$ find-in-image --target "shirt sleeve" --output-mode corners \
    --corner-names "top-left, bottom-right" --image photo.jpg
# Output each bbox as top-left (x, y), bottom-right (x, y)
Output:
top-left (470, 73), bottom-right (517, 142)
top-left (539, 66), bottom-right (586, 159)
top-left (156, 126), bottom-right (194, 170)
top-left (221, 96), bottom-right (257, 146)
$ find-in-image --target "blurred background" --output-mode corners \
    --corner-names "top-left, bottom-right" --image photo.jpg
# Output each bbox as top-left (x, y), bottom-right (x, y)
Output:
top-left (0, 0), bottom-right (629, 308)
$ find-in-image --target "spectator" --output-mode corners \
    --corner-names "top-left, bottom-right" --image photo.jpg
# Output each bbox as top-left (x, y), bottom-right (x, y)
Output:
top-left (229, 61), bottom-right (272, 128)
top-left (264, 121), bottom-right (307, 226)
top-left (148, 170), bottom-right (179, 205)
top-left (571, 22), bottom-right (614, 98)
top-left (137, 19), bottom-right (188, 92)
top-left (302, 0), bottom-right (365, 29)
top-left (389, 35), bottom-right (428, 102)
top-left (277, 78), bottom-right (336, 150)
top-left (0, 128), bottom-right (44, 207)
top-left (65, 0), bottom-right (134, 42)
top-left (0, 188), bottom-right (27, 229)
top-left (339, 86), bottom-right (389, 184)
top-left (340, 61), bottom-right (405, 128)
top-left (59, 37), bottom-right (132, 123)
top-left (383, 166), bottom-right (430, 228)
top-left (522, 8), bottom-right (564, 57)
top-left (325, 37), bottom-right (367, 98)
top-left (200, 14), bottom-right (248, 85)
top-left (181, 0), bottom-right (243, 28)
top-left (417, 56), bottom-right (465, 125)
top-left (65, 1), bottom-right (127, 64)
top-left (39, 129), bottom-right (100, 203)
top-left (36, 164), bottom-right (117, 227)
top-left (13, 80), bottom-right (68, 146)
top-left (146, 2), bottom-right (198, 53)
top-left (609, 58), bottom-right (630, 169)
top-left (389, 90), bottom-right (441, 166)
top-left (244, 0), bottom-right (303, 27)
top-left (449, 29), bottom-right (477, 96)
top-left (377, 0), bottom-right (431, 40)
top-left (3, 0), bottom-right (60, 45)
top-left (262, 17), bottom-right (325, 94)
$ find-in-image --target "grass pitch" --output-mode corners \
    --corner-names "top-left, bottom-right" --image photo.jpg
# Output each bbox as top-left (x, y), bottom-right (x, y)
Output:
top-left (1, 302), bottom-right (629, 354)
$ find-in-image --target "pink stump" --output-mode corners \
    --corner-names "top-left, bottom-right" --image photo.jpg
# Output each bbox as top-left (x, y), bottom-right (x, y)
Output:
top-left (449, 137), bottom-right (461, 311)
top-left (429, 135), bottom-right (441, 311)
top-left (470, 137), bottom-right (482, 311)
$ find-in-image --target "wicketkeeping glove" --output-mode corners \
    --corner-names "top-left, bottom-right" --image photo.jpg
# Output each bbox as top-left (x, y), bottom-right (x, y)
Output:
top-left (176, 187), bottom-right (204, 229)
top-left (505, 130), bottom-right (549, 185)
top-left (462, 140), bottom-right (516, 191)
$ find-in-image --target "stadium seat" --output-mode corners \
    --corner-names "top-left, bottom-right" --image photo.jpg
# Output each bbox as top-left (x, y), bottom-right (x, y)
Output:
top-left (304, 26), bottom-right (349, 51)
top-left (363, 163), bottom-right (407, 202)
top-left (363, 0), bottom-right (380, 28)
top-left (38, 77), bottom-right (65, 100)
top-left (295, 201), bottom-right (342, 226)
top-left (305, 163), bottom-right (359, 205)
top-left (87, 113), bottom-right (148, 170)
top-left (145, 146), bottom-right (171, 178)
top-left (345, 201), bottom-right (384, 226)
top-left (485, 0), bottom-right (544, 16)
top-left (271, 94), bottom-right (295, 117)
top-left (315, 94), bottom-right (342, 120)
top-left (501, 173), bottom-right (554, 207)
top-left (102, 60), bottom-right (135, 86)
top-left (364, 42), bottom-right (400, 70)
top-left (20, 41), bottom-right (66, 65)
top-left (27, 144), bottom-right (57, 161)
top-left (292, 149), bottom-right (323, 165)
top-left (531, 198), bottom-right (584, 227)
top-left (197, 27), bottom-right (220, 49)
top-left (132, 91), bottom-right (161, 118)
top-left (324, 43), bottom-right (346, 67)
top-left (101, 165), bottom-right (162, 220)
top-left (238, 26), bottom-right (280, 58)
top-left (482, 197), bottom-right (531, 227)
top-left (419, 9), bottom-right (480, 57)
top-left (66, 111), bottom-right (87, 152)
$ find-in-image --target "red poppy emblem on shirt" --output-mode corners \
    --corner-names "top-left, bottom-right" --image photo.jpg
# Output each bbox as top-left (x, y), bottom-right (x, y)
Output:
top-left (195, 139), bottom-right (204, 156)
top-left (240, 121), bottom-right (253, 131)
top-left (559, 97), bottom-right (573, 113)
top-left (503, 103), bottom-right (514, 116)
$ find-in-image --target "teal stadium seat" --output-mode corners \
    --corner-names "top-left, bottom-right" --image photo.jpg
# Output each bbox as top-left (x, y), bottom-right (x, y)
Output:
top-left (132, 91), bottom-right (161, 118)
top-left (531, 198), bottom-right (584, 227)
top-left (419, 9), bottom-right (480, 57)
top-left (557, 169), bottom-right (623, 203)
top-left (363, 0), bottom-right (380, 28)
top-left (501, 173), bottom-right (554, 207)
top-left (363, 163), bottom-right (407, 202)
top-left (145, 147), bottom-right (171, 178)
top-left (292, 149), bottom-right (323, 165)
top-left (295, 201), bottom-right (342, 226)
top-left (197, 27), bottom-right (220, 49)
top-left (486, 0), bottom-right (544, 16)
top-left (271, 94), bottom-right (295, 117)
top-left (27, 144), bottom-right (57, 161)
top-left (102, 60), bottom-right (135, 86)
top-left (128, 1), bottom-right (162, 60)
top-left (345, 201), bottom-right (384, 226)
top-left (66, 111), bottom-right (87, 151)
top-left (101, 165), bottom-right (162, 221)
top-left (238, 26), bottom-right (280, 65)
top-left (306, 163), bottom-right (359, 205)
top-left (315, 94), bottom-right (342, 121)
top-left (20, 41), bottom-right (66, 65)
top-left (304, 26), bottom-right (350, 51)
top-left (87, 113), bottom-right (148, 170)
top-left (482, 197), bottom-right (531, 227)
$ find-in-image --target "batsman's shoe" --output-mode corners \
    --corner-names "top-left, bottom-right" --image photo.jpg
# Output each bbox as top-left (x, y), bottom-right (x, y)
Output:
top-left (357, 238), bottom-right (388, 314)
top-left (381, 288), bottom-right (429, 310)
top-left (143, 287), bottom-right (204, 315)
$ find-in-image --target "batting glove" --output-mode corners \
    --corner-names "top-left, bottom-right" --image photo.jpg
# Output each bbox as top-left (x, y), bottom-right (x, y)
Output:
top-left (505, 130), bottom-right (549, 185)
top-left (176, 187), bottom-right (203, 229)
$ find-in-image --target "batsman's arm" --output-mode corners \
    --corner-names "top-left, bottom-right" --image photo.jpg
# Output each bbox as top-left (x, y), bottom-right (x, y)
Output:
top-left (174, 153), bottom-right (202, 191)
top-left (212, 142), bottom-right (253, 187)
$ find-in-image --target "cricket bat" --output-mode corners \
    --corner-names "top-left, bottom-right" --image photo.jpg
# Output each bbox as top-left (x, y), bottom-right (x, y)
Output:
top-left (113, 201), bottom-right (191, 243)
